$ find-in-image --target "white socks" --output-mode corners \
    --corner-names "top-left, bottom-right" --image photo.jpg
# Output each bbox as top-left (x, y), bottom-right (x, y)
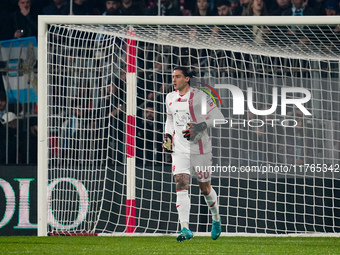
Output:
top-left (176, 190), bottom-right (190, 229)
top-left (204, 188), bottom-right (220, 222)
top-left (176, 188), bottom-right (220, 229)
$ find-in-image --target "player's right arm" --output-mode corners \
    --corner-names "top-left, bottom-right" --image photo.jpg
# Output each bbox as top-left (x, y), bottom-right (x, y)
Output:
top-left (163, 94), bottom-right (174, 152)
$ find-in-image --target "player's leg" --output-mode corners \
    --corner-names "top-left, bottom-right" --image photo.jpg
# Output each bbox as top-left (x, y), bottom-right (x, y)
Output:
top-left (174, 173), bottom-right (193, 242)
top-left (174, 173), bottom-right (190, 230)
top-left (199, 181), bottom-right (220, 222)
top-left (198, 181), bottom-right (221, 240)
top-left (192, 153), bottom-right (221, 240)
top-left (172, 153), bottom-right (193, 242)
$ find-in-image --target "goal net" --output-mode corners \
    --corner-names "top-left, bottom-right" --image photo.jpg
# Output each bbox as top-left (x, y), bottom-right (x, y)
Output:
top-left (38, 16), bottom-right (340, 236)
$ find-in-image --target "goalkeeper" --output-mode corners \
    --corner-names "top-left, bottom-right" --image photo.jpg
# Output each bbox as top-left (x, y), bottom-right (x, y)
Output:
top-left (162, 66), bottom-right (224, 242)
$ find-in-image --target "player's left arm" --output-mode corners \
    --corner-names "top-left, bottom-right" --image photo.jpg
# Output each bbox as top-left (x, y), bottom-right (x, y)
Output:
top-left (163, 94), bottom-right (174, 152)
top-left (204, 103), bottom-right (224, 128)
top-left (182, 94), bottom-right (224, 141)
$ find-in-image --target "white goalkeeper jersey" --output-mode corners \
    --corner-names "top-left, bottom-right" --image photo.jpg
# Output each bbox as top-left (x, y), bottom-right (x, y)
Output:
top-left (165, 87), bottom-right (224, 155)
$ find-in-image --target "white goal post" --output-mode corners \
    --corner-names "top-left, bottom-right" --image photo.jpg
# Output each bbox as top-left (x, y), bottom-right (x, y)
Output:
top-left (38, 15), bottom-right (340, 236)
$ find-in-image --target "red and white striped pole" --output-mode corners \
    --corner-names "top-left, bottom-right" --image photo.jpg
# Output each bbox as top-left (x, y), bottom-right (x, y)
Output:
top-left (125, 29), bottom-right (137, 233)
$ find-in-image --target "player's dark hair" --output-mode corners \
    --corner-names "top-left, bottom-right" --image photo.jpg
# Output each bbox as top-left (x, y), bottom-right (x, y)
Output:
top-left (174, 66), bottom-right (195, 78)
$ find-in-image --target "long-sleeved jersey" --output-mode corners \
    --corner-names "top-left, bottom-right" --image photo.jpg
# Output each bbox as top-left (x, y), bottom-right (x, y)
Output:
top-left (165, 87), bottom-right (224, 154)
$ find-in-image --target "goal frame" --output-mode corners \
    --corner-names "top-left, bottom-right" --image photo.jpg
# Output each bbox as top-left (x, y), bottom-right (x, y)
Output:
top-left (37, 15), bottom-right (340, 237)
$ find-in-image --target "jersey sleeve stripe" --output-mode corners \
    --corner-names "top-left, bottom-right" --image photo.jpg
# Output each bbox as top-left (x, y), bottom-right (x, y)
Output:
top-left (189, 91), bottom-right (204, 154)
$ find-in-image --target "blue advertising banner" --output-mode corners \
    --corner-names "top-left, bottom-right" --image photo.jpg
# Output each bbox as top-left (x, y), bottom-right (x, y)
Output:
top-left (0, 37), bottom-right (38, 103)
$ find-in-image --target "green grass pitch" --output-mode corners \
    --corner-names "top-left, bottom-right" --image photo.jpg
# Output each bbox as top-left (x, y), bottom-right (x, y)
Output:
top-left (0, 236), bottom-right (339, 254)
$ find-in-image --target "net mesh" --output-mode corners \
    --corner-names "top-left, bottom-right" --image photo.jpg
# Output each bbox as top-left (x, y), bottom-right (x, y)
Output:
top-left (66, 23), bottom-right (340, 59)
top-left (44, 21), bottom-right (340, 235)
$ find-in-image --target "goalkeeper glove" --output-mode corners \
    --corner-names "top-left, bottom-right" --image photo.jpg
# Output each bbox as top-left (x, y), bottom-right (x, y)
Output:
top-left (182, 122), bottom-right (207, 143)
top-left (162, 134), bottom-right (173, 152)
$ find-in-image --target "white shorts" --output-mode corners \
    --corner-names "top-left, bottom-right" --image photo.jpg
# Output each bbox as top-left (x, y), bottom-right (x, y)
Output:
top-left (171, 152), bottom-right (212, 183)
